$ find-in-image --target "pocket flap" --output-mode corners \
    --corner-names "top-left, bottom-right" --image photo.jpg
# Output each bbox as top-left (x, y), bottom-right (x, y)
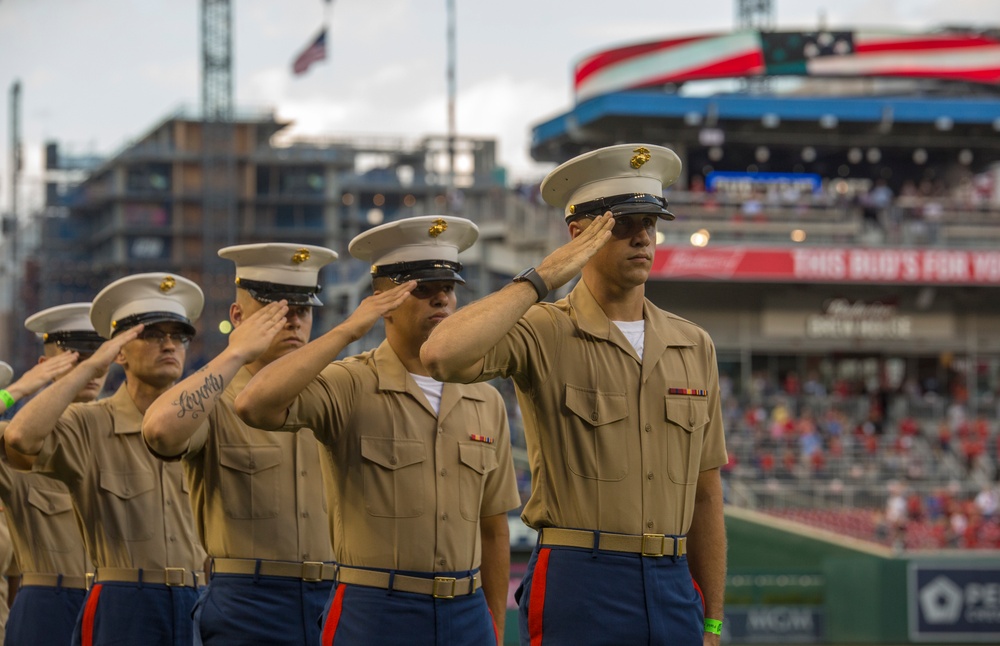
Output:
top-left (27, 487), bottom-right (74, 516)
top-left (361, 437), bottom-right (425, 471)
top-left (458, 442), bottom-right (499, 475)
top-left (219, 445), bottom-right (283, 475)
top-left (99, 470), bottom-right (155, 500)
top-left (664, 396), bottom-right (710, 433)
top-left (565, 384), bottom-right (628, 427)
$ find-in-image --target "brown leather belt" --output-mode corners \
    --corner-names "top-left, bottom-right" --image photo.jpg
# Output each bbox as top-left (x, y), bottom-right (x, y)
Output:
top-left (20, 573), bottom-right (89, 590)
top-left (94, 567), bottom-right (202, 588)
top-left (336, 566), bottom-right (481, 599)
top-left (540, 528), bottom-right (687, 557)
top-left (211, 558), bottom-right (336, 582)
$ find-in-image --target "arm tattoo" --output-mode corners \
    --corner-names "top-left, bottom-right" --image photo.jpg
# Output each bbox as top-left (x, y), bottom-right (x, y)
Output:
top-left (173, 373), bottom-right (225, 419)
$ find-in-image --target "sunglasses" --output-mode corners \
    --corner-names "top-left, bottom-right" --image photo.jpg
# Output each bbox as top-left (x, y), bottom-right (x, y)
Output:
top-left (136, 328), bottom-right (193, 347)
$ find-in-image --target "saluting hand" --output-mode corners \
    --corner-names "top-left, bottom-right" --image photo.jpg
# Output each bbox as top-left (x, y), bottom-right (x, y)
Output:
top-left (5, 351), bottom-right (80, 401)
top-left (337, 280), bottom-right (417, 341)
top-left (81, 325), bottom-right (145, 374)
top-left (535, 212), bottom-right (615, 290)
top-left (228, 300), bottom-right (289, 364)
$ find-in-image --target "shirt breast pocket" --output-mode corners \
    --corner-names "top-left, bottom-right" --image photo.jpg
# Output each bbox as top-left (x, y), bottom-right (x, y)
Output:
top-left (457, 442), bottom-right (499, 521)
top-left (563, 384), bottom-right (629, 481)
top-left (26, 487), bottom-right (76, 553)
top-left (360, 437), bottom-right (426, 518)
top-left (98, 470), bottom-right (157, 541)
top-left (218, 445), bottom-right (283, 520)
top-left (664, 396), bottom-right (709, 485)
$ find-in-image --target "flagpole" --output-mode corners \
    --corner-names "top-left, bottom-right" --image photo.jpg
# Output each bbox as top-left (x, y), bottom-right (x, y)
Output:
top-left (446, 0), bottom-right (456, 214)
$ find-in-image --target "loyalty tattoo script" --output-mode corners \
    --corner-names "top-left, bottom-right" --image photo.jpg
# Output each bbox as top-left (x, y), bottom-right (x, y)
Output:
top-left (174, 372), bottom-right (225, 419)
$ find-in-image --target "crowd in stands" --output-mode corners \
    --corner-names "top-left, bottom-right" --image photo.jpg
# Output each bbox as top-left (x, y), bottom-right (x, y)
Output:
top-left (720, 368), bottom-right (1000, 550)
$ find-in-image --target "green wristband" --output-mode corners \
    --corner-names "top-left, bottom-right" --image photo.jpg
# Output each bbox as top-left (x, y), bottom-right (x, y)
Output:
top-left (704, 618), bottom-right (722, 635)
top-left (0, 389), bottom-right (15, 409)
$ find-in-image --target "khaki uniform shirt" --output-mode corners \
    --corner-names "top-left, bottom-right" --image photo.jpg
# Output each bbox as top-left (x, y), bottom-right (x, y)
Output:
top-left (0, 422), bottom-right (90, 577)
top-left (0, 509), bottom-right (10, 644)
top-left (182, 367), bottom-right (333, 562)
top-left (280, 340), bottom-right (521, 573)
top-left (34, 385), bottom-right (206, 571)
top-left (479, 280), bottom-right (728, 537)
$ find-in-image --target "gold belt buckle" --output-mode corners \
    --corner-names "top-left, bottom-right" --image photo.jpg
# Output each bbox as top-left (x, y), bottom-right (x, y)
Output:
top-left (641, 533), bottom-right (666, 557)
top-left (433, 576), bottom-right (457, 599)
top-left (85, 572), bottom-right (95, 590)
top-left (164, 567), bottom-right (187, 587)
top-left (301, 561), bottom-right (324, 582)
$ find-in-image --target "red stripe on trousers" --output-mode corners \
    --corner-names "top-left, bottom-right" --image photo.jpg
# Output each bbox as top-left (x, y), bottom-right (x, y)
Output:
top-left (321, 585), bottom-right (347, 646)
top-left (488, 605), bottom-right (500, 645)
top-left (81, 583), bottom-right (103, 646)
top-left (528, 548), bottom-right (551, 646)
top-left (692, 577), bottom-right (706, 614)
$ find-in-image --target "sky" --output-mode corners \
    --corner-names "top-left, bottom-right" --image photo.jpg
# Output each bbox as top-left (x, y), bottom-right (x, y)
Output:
top-left (2, 0), bottom-right (1000, 214)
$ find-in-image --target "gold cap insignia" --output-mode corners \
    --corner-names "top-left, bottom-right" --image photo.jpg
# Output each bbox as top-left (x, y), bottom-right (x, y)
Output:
top-left (630, 147), bottom-right (651, 169)
top-left (42, 333), bottom-right (50, 342)
top-left (159, 276), bottom-right (176, 292)
top-left (428, 218), bottom-right (448, 238)
top-left (291, 248), bottom-right (310, 264)
top-left (111, 320), bottom-right (118, 329)
top-left (235, 277), bottom-right (241, 286)
top-left (569, 204), bottom-right (576, 215)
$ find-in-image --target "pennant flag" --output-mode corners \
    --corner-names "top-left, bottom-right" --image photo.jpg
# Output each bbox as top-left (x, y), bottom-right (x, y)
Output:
top-left (293, 28), bottom-right (327, 76)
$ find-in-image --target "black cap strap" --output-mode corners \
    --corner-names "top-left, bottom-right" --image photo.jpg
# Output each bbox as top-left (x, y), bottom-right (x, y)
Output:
top-left (235, 278), bottom-right (321, 298)
top-left (567, 192), bottom-right (672, 220)
top-left (372, 260), bottom-right (464, 283)
top-left (43, 330), bottom-right (106, 353)
top-left (112, 312), bottom-right (195, 336)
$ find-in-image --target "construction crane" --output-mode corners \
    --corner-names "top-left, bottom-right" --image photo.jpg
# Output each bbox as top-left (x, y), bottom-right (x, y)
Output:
top-left (736, 0), bottom-right (775, 31)
top-left (200, 0), bottom-right (237, 358)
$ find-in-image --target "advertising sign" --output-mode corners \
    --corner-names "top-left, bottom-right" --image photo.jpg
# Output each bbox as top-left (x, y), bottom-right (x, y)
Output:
top-left (908, 563), bottom-right (1000, 642)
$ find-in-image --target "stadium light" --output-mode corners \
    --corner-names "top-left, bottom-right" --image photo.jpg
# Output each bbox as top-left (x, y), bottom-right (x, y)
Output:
top-left (690, 229), bottom-right (710, 247)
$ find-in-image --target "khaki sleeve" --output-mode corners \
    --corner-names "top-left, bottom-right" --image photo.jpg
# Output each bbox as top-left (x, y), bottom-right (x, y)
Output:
top-left (478, 388), bottom-right (522, 518)
top-left (479, 305), bottom-right (556, 388)
top-left (280, 363), bottom-right (358, 446)
top-left (699, 336), bottom-right (729, 472)
top-left (32, 404), bottom-right (93, 489)
top-left (0, 423), bottom-right (15, 497)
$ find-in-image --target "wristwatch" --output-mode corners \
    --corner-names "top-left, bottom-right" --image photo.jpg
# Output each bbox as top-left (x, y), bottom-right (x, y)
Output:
top-left (513, 267), bottom-right (548, 302)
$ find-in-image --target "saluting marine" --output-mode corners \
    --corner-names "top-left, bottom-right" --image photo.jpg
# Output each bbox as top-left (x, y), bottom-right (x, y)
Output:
top-left (5, 274), bottom-right (208, 646)
top-left (0, 304), bottom-right (102, 645)
top-left (143, 243), bottom-right (338, 645)
top-left (423, 145), bottom-right (729, 645)
top-left (236, 216), bottom-right (521, 646)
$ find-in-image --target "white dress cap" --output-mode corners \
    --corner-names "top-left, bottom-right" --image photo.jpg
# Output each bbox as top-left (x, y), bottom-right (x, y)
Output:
top-left (0, 361), bottom-right (12, 389)
top-left (90, 273), bottom-right (205, 339)
top-left (25, 303), bottom-right (96, 335)
top-left (541, 143), bottom-right (682, 219)
top-left (25, 303), bottom-right (105, 353)
top-left (349, 216), bottom-right (479, 283)
top-left (219, 243), bottom-right (338, 306)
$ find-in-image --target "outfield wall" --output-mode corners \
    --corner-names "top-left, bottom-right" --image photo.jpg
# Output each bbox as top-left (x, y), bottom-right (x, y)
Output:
top-left (726, 506), bottom-right (1000, 644)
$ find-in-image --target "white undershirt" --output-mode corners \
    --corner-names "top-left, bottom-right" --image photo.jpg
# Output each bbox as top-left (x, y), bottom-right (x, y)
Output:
top-left (410, 373), bottom-right (444, 416)
top-left (613, 320), bottom-right (645, 358)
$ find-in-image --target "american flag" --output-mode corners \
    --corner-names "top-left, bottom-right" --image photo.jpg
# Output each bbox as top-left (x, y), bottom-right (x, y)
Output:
top-left (293, 28), bottom-right (327, 76)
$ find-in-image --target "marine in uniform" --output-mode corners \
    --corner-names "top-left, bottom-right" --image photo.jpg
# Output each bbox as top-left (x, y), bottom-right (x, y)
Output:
top-left (236, 216), bottom-right (521, 646)
top-left (5, 274), bottom-right (208, 646)
top-left (143, 243), bottom-right (338, 645)
top-left (0, 305), bottom-right (102, 645)
top-left (422, 145), bottom-right (729, 645)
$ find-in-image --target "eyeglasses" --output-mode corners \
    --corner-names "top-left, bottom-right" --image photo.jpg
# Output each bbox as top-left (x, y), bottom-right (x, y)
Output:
top-left (136, 328), bottom-right (193, 347)
top-left (584, 214), bottom-right (658, 240)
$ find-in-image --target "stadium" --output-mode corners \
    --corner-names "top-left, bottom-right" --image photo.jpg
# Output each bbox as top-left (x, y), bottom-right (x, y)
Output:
top-left (2, 7), bottom-right (1000, 645)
